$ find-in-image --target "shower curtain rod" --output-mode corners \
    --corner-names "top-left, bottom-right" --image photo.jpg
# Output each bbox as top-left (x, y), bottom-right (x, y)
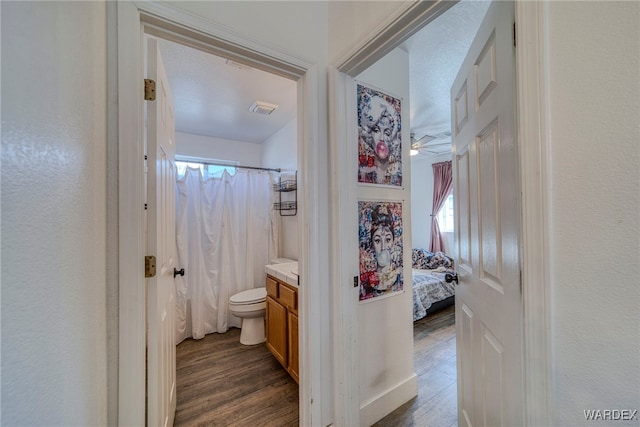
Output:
top-left (196, 161), bottom-right (281, 173)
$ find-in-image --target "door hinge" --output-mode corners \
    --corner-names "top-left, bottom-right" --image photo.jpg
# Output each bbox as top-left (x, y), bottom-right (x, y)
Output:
top-left (145, 255), bottom-right (156, 278)
top-left (144, 79), bottom-right (156, 101)
top-left (513, 22), bottom-right (517, 48)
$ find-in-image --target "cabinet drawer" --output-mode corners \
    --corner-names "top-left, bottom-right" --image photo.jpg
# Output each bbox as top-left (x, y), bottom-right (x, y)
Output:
top-left (266, 276), bottom-right (278, 298)
top-left (279, 284), bottom-right (297, 312)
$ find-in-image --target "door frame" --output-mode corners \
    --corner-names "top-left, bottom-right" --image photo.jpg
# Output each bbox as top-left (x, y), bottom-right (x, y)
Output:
top-left (115, 1), bottom-right (325, 425)
top-left (329, 1), bottom-right (551, 425)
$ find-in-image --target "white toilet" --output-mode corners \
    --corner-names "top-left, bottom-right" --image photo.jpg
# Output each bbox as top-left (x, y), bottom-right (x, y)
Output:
top-left (229, 287), bottom-right (267, 345)
top-left (229, 258), bottom-right (295, 346)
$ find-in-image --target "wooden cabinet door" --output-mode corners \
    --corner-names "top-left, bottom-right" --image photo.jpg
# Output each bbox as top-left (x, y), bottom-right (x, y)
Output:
top-left (266, 296), bottom-right (287, 366)
top-left (287, 312), bottom-right (299, 384)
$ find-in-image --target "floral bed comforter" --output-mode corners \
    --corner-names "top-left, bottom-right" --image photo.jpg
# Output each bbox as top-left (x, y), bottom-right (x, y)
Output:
top-left (412, 269), bottom-right (455, 321)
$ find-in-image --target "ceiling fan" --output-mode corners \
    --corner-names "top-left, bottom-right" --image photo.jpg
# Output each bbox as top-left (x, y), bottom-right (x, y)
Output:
top-left (410, 131), bottom-right (452, 156)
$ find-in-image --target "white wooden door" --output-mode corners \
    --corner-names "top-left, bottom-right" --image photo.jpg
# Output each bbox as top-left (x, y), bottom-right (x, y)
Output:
top-left (146, 37), bottom-right (177, 427)
top-left (451, 2), bottom-right (523, 426)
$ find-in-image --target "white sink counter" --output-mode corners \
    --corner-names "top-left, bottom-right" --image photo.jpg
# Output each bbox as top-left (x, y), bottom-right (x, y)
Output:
top-left (265, 262), bottom-right (298, 288)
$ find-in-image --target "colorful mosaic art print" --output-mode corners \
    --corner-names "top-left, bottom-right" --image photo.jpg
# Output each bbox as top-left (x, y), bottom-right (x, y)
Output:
top-left (358, 201), bottom-right (404, 301)
top-left (357, 84), bottom-right (402, 186)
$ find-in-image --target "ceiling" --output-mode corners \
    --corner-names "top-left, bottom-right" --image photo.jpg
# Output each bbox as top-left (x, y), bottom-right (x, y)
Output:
top-left (158, 39), bottom-right (297, 145)
top-left (157, 0), bottom-right (489, 156)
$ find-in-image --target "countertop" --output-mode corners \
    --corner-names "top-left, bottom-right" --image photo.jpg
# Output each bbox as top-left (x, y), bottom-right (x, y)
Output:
top-left (265, 262), bottom-right (298, 288)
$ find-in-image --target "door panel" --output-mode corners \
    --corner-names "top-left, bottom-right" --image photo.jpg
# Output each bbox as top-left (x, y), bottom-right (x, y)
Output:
top-left (452, 2), bottom-right (522, 426)
top-left (146, 37), bottom-right (177, 427)
top-left (456, 147), bottom-right (472, 270)
top-left (458, 303), bottom-right (475, 427)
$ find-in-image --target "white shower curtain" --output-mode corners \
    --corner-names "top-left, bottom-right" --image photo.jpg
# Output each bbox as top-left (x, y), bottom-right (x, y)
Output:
top-left (174, 167), bottom-right (279, 343)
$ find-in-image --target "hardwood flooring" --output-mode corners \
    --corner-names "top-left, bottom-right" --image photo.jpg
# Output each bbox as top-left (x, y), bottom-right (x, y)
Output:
top-left (174, 305), bottom-right (455, 427)
top-left (374, 304), bottom-right (457, 427)
top-left (174, 328), bottom-right (298, 427)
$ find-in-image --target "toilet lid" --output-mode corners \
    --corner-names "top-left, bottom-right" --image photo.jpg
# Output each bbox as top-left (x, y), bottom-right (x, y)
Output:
top-left (229, 287), bottom-right (267, 305)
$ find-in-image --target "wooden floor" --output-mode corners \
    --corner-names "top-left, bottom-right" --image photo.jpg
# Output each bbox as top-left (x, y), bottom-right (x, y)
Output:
top-left (374, 304), bottom-right (457, 427)
top-left (174, 328), bottom-right (299, 427)
top-left (174, 305), bottom-right (455, 427)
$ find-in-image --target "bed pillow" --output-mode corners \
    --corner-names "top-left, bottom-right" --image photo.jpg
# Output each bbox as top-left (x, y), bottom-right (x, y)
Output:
top-left (412, 248), bottom-right (434, 269)
top-left (426, 251), bottom-right (454, 270)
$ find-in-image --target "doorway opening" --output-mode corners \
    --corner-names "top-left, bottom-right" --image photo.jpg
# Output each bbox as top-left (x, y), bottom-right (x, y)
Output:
top-left (153, 35), bottom-right (300, 424)
top-left (336, 0), bottom-right (520, 424)
top-left (116, 4), bottom-right (326, 425)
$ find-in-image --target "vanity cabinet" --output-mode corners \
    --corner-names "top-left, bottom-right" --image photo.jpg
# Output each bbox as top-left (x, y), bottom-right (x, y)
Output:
top-left (265, 275), bottom-right (299, 383)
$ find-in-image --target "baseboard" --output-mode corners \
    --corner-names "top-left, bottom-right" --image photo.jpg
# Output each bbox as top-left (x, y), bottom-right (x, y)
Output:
top-left (359, 373), bottom-right (418, 426)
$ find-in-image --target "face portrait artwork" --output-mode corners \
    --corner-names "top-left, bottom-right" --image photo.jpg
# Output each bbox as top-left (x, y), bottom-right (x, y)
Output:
top-left (357, 84), bottom-right (402, 186)
top-left (358, 201), bottom-right (404, 301)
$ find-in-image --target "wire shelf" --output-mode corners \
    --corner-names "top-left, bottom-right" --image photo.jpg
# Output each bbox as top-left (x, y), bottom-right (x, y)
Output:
top-left (273, 171), bottom-right (297, 216)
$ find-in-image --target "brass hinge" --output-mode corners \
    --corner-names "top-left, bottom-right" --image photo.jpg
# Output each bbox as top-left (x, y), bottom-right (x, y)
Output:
top-left (145, 255), bottom-right (156, 278)
top-left (144, 79), bottom-right (156, 101)
top-left (513, 22), bottom-right (517, 48)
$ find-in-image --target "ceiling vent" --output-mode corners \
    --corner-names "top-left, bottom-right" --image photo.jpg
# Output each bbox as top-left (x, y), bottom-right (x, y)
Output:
top-left (249, 100), bottom-right (278, 115)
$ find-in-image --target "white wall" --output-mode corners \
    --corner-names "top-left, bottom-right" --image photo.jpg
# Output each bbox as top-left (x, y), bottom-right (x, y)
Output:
top-left (356, 48), bottom-right (416, 426)
top-left (262, 119), bottom-right (299, 261)
top-left (544, 2), bottom-right (640, 424)
top-left (175, 132), bottom-right (262, 166)
top-left (410, 156), bottom-right (433, 250)
top-left (167, 1), bottom-right (329, 62)
top-left (410, 154), bottom-right (453, 253)
top-left (1, 2), bottom-right (108, 425)
top-left (262, 119), bottom-right (297, 172)
top-left (328, 1), bottom-right (409, 65)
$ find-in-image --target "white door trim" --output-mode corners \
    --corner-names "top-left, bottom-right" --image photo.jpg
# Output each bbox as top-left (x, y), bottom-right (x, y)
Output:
top-left (515, 2), bottom-right (552, 425)
top-left (331, 1), bottom-right (551, 424)
top-left (116, 3), bottom-right (145, 425)
top-left (328, 67), bottom-right (360, 426)
top-left (115, 2), bottom-right (324, 425)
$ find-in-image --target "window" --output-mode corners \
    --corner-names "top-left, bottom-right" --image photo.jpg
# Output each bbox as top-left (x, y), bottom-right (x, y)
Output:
top-left (175, 157), bottom-right (238, 178)
top-left (437, 193), bottom-right (454, 232)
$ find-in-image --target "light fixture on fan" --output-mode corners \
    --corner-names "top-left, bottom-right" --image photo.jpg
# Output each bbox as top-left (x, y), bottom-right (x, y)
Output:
top-left (410, 131), bottom-right (452, 156)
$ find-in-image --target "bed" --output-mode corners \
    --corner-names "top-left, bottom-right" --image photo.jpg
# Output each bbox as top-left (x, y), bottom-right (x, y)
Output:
top-left (411, 249), bottom-right (456, 321)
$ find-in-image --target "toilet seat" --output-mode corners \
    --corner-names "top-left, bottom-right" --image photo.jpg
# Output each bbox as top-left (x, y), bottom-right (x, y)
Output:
top-left (229, 288), bottom-right (266, 305)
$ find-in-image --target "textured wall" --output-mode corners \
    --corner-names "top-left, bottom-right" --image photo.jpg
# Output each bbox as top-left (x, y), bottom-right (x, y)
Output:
top-left (328, 1), bottom-right (407, 65)
top-left (545, 1), bottom-right (640, 424)
top-left (1, 2), bottom-right (108, 425)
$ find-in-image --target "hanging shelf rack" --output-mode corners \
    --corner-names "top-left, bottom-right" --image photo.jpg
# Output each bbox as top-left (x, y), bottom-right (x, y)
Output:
top-left (273, 171), bottom-right (297, 216)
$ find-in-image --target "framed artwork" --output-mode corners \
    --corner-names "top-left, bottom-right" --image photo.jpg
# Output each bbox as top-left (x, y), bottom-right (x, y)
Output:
top-left (358, 201), bottom-right (404, 301)
top-left (357, 84), bottom-right (402, 186)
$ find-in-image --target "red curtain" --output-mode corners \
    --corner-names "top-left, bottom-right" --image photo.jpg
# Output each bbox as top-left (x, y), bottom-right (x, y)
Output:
top-left (429, 161), bottom-right (453, 253)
